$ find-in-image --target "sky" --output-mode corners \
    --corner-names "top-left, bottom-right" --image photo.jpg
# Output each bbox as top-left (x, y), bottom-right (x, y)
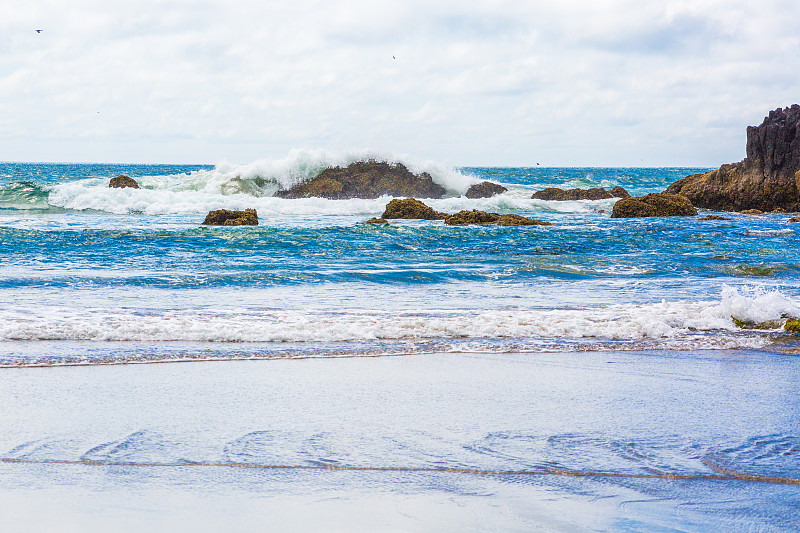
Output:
top-left (1, 0), bottom-right (799, 167)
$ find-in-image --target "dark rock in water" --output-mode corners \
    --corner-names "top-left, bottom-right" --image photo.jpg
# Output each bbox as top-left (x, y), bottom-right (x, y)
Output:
top-left (739, 209), bottom-right (764, 215)
top-left (732, 317), bottom-right (783, 330)
top-left (202, 208), bottom-right (259, 226)
top-left (363, 217), bottom-right (389, 224)
top-left (666, 105), bottom-right (800, 212)
top-left (496, 214), bottom-right (552, 226)
top-left (444, 209), bottom-right (551, 226)
top-left (786, 318), bottom-right (800, 333)
top-left (789, 216), bottom-right (800, 223)
top-left (109, 175), bottom-right (140, 189)
top-left (611, 193), bottom-right (698, 218)
top-left (610, 186), bottom-right (631, 198)
top-left (275, 161), bottom-right (446, 199)
top-left (698, 214), bottom-right (731, 221)
top-left (444, 210), bottom-right (500, 225)
top-left (465, 181), bottom-right (508, 198)
top-left (531, 186), bottom-right (629, 201)
top-left (382, 198), bottom-right (446, 220)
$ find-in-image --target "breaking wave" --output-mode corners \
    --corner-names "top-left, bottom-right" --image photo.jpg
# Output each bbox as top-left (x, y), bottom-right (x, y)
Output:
top-left (28, 150), bottom-right (479, 215)
top-left (1, 288), bottom-right (796, 354)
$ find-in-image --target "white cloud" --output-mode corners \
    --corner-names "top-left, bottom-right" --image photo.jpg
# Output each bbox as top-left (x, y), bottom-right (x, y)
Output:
top-left (0, 0), bottom-right (798, 165)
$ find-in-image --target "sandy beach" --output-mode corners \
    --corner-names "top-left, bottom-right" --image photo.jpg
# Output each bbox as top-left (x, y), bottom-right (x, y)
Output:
top-left (2, 350), bottom-right (798, 531)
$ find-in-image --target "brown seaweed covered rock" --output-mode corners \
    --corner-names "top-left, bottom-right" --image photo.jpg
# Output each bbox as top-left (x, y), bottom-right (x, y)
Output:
top-left (109, 175), bottom-right (140, 189)
top-left (532, 186), bottom-right (629, 200)
top-left (444, 210), bottom-right (551, 226)
top-left (202, 208), bottom-right (259, 226)
top-left (611, 193), bottom-right (698, 218)
top-left (666, 105), bottom-right (800, 212)
top-left (465, 181), bottom-right (508, 198)
top-left (275, 161), bottom-right (446, 199)
top-left (382, 198), bottom-right (446, 220)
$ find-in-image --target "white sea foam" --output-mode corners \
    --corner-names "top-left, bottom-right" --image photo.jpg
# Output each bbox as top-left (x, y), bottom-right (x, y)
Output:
top-left (1, 288), bottom-right (793, 348)
top-left (40, 150), bottom-right (622, 217)
top-left (44, 149), bottom-right (482, 215)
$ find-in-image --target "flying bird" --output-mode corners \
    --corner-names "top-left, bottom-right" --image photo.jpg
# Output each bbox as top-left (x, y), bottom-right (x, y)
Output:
top-left (35, 29), bottom-right (43, 33)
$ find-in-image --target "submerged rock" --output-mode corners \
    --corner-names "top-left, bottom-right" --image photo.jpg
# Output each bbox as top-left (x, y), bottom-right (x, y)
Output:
top-left (611, 193), bottom-right (698, 218)
top-left (363, 217), bottom-right (389, 224)
top-left (739, 209), bottom-right (764, 215)
top-left (444, 209), bottom-right (551, 226)
top-left (786, 318), bottom-right (800, 333)
top-left (666, 105), bottom-right (800, 212)
top-left (202, 208), bottom-right (259, 226)
top-left (531, 186), bottom-right (629, 201)
top-left (382, 198), bottom-right (446, 220)
top-left (789, 216), bottom-right (800, 223)
top-left (732, 317), bottom-right (783, 330)
top-left (465, 181), bottom-right (508, 198)
top-left (698, 215), bottom-right (731, 221)
top-left (109, 175), bottom-right (140, 189)
top-left (275, 161), bottom-right (446, 199)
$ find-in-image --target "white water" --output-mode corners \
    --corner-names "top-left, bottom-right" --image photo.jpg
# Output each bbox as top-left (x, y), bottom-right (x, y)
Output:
top-left (44, 149), bottom-right (488, 215)
top-left (1, 288), bottom-right (794, 349)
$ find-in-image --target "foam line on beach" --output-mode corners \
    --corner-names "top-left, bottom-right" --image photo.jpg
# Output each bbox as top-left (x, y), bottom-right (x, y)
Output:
top-left (2, 456), bottom-right (797, 485)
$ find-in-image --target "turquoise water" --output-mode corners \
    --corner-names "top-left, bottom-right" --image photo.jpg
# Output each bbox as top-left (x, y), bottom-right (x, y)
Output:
top-left (1, 157), bottom-right (799, 531)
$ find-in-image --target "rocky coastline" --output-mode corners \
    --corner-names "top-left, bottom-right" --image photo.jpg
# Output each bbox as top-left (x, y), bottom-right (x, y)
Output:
top-left (665, 105), bottom-right (800, 212)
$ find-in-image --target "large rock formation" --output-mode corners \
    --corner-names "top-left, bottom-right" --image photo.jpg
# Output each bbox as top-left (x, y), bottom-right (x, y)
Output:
top-left (666, 105), bottom-right (800, 212)
top-left (275, 161), bottom-right (446, 199)
top-left (382, 198), bottom-right (447, 220)
top-left (611, 193), bottom-right (697, 218)
top-left (465, 181), bottom-right (508, 198)
top-left (202, 208), bottom-right (259, 226)
top-left (532, 186), bottom-right (629, 201)
top-left (109, 175), bottom-right (140, 189)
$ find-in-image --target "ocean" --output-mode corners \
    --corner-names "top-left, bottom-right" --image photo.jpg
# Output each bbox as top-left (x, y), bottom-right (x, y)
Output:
top-left (1, 153), bottom-right (799, 531)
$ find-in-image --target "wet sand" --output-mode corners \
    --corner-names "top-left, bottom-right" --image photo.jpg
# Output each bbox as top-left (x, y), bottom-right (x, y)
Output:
top-left (1, 350), bottom-right (799, 531)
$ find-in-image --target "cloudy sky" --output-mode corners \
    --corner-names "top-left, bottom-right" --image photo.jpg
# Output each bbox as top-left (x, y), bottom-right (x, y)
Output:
top-left (2, 0), bottom-right (798, 166)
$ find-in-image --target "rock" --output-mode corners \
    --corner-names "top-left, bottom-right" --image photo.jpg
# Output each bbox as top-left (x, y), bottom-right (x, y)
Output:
top-left (786, 318), bottom-right (800, 334)
top-left (444, 210), bottom-right (500, 225)
top-left (610, 186), bottom-right (631, 198)
top-left (611, 193), bottom-right (698, 218)
top-left (465, 181), bottom-right (508, 198)
top-left (698, 215), bottom-right (731, 221)
top-left (363, 217), bottom-right (389, 224)
top-left (109, 175), bottom-right (140, 189)
top-left (275, 161), bottom-right (446, 199)
top-left (732, 317), bottom-right (783, 330)
top-left (666, 105), bottom-right (800, 212)
top-left (531, 186), bottom-right (629, 201)
top-left (382, 198), bottom-right (446, 220)
top-left (740, 209), bottom-right (764, 215)
top-left (443, 209), bottom-right (551, 226)
top-left (202, 208), bottom-right (259, 226)
top-left (496, 214), bottom-right (552, 226)
top-left (789, 216), bottom-right (800, 223)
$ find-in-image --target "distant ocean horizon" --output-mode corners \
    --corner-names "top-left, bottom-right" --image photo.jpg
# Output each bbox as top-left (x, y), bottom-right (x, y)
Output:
top-left (1, 153), bottom-right (798, 531)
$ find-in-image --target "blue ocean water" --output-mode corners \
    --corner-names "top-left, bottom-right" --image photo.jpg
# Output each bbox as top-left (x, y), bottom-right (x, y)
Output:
top-left (1, 154), bottom-right (799, 531)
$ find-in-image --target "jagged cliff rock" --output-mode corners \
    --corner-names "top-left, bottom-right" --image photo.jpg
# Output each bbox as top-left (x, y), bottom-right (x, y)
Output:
top-left (666, 105), bottom-right (800, 212)
top-left (275, 161), bottom-right (446, 199)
